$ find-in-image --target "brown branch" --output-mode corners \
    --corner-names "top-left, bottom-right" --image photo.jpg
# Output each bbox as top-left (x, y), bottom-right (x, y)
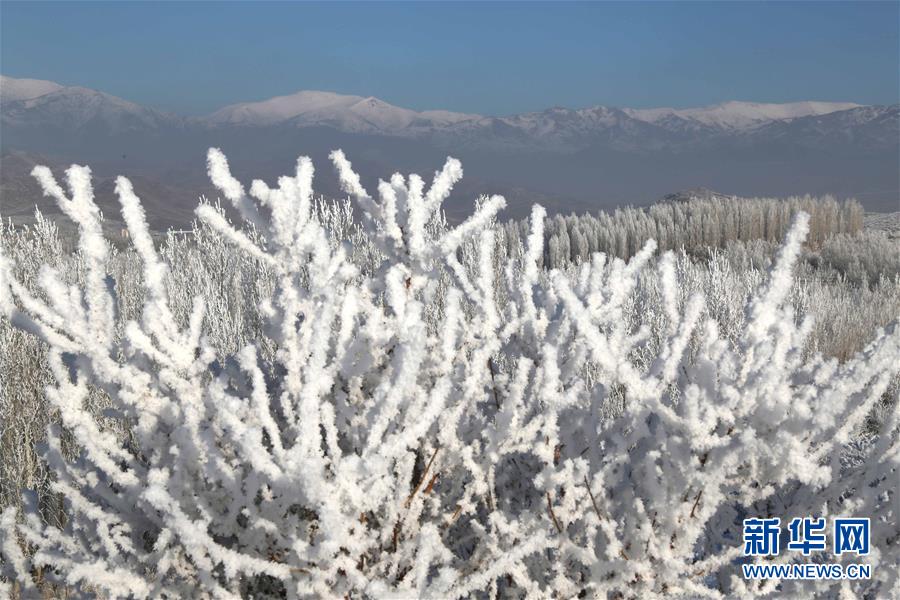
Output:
top-left (423, 472), bottom-right (439, 495)
top-left (689, 489), bottom-right (704, 519)
top-left (546, 492), bottom-right (563, 534)
top-left (583, 477), bottom-right (631, 561)
top-left (488, 357), bottom-right (500, 409)
top-left (404, 446), bottom-right (439, 509)
top-left (386, 445), bottom-right (440, 555)
top-left (584, 475), bottom-right (603, 522)
top-left (391, 521), bottom-right (401, 552)
top-left (443, 504), bottom-right (463, 529)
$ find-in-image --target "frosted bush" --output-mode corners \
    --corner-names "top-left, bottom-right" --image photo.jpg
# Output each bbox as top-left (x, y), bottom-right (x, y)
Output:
top-left (0, 150), bottom-right (897, 598)
top-left (817, 230), bottom-right (900, 286)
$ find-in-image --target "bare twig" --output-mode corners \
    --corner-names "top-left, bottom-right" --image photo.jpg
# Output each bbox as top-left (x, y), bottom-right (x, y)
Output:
top-left (404, 446), bottom-right (439, 509)
top-left (689, 489), bottom-right (703, 519)
top-left (424, 472), bottom-right (439, 494)
top-left (487, 357), bottom-right (500, 409)
top-left (584, 475), bottom-right (603, 522)
top-left (546, 492), bottom-right (563, 534)
top-left (444, 504), bottom-right (463, 529)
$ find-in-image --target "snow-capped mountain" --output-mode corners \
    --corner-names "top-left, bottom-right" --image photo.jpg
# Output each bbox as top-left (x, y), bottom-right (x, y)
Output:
top-left (0, 75), bottom-right (64, 103)
top-left (1, 75), bottom-right (181, 134)
top-left (201, 90), bottom-right (872, 146)
top-left (205, 89), bottom-right (480, 133)
top-left (1, 75), bottom-right (897, 217)
top-left (2, 75), bottom-right (887, 147)
top-left (623, 101), bottom-right (862, 131)
top-left (437, 105), bottom-right (680, 151)
top-left (746, 104), bottom-right (899, 149)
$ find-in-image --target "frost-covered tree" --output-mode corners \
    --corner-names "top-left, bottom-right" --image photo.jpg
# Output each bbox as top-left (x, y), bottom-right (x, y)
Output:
top-left (516, 194), bottom-right (865, 266)
top-left (0, 150), bottom-right (897, 598)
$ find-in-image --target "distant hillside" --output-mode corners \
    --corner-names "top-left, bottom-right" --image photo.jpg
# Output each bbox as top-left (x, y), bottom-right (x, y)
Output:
top-left (1, 150), bottom-right (193, 233)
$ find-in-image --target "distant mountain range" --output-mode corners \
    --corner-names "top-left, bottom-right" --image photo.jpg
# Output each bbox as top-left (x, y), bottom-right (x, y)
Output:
top-left (2, 75), bottom-right (897, 227)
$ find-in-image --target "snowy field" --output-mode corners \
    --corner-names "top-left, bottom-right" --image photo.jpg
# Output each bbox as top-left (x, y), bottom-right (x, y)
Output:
top-left (0, 150), bottom-right (898, 598)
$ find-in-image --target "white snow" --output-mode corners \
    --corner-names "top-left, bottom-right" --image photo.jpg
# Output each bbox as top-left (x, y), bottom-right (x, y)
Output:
top-left (0, 75), bottom-right (64, 103)
top-left (206, 89), bottom-right (479, 132)
top-left (624, 100), bottom-right (862, 130)
top-left (1, 76), bottom-right (176, 131)
top-left (206, 90), bottom-right (367, 126)
top-left (345, 96), bottom-right (420, 131)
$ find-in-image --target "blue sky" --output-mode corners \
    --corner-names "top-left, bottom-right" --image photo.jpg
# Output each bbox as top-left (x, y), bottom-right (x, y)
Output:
top-left (2, 1), bottom-right (897, 116)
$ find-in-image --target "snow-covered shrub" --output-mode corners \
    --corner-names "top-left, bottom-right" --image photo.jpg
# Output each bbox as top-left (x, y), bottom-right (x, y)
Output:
top-left (0, 150), bottom-right (898, 598)
top-left (817, 230), bottom-right (900, 287)
top-left (4, 211), bottom-right (897, 583)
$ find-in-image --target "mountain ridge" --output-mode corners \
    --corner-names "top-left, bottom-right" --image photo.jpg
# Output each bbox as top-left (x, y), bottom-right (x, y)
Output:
top-left (1, 75), bottom-right (897, 218)
top-left (1, 75), bottom-right (879, 140)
